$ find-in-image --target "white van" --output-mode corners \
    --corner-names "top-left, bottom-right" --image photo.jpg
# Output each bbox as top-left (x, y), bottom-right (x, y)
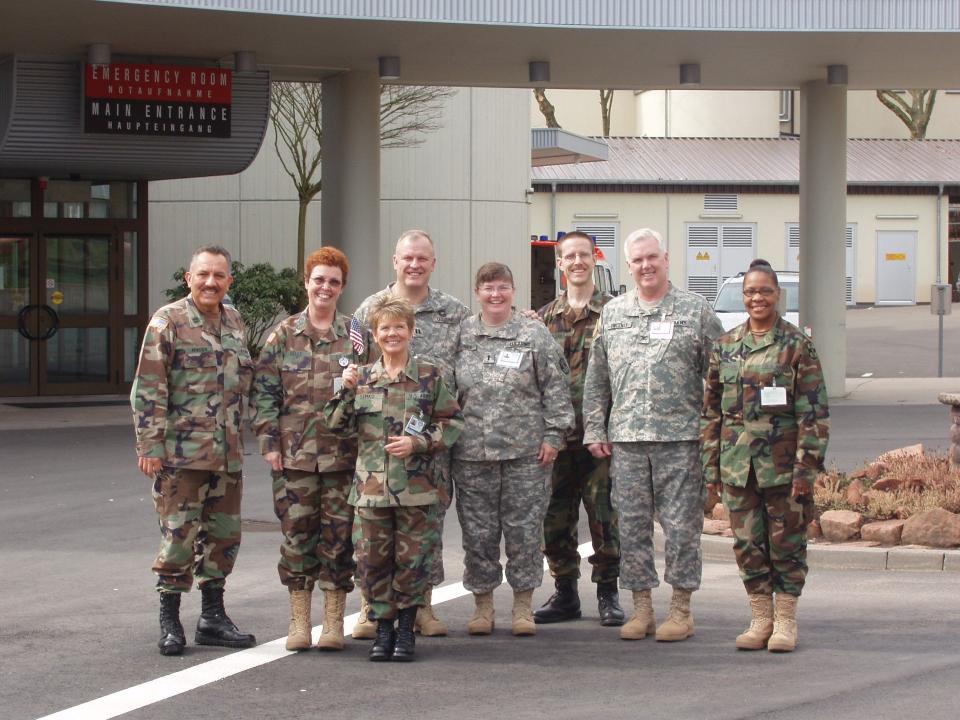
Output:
top-left (712, 271), bottom-right (800, 332)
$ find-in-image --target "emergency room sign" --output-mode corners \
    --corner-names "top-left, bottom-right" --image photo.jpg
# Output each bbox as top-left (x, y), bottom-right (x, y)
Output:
top-left (83, 63), bottom-right (232, 138)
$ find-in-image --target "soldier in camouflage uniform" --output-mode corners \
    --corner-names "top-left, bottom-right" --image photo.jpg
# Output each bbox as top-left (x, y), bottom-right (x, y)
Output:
top-left (583, 228), bottom-right (724, 643)
top-left (534, 232), bottom-right (623, 628)
top-left (131, 245), bottom-right (256, 656)
top-left (453, 262), bottom-right (574, 637)
top-left (325, 296), bottom-right (463, 662)
top-left (353, 229), bottom-right (469, 638)
top-left (701, 259), bottom-right (829, 653)
top-left (250, 247), bottom-right (373, 652)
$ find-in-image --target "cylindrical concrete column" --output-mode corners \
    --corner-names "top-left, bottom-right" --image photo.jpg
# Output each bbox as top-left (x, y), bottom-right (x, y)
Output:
top-left (800, 80), bottom-right (847, 398)
top-left (322, 71), bottom-right (381, 311)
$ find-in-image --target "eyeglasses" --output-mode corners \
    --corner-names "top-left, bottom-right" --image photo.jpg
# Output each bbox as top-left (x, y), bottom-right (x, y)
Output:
top-left (478, 284), bottom-right (514, 294)
top-left (742, 287), bottom-right (777, 298)
top-left (561, 251), bottom-right (593, 262)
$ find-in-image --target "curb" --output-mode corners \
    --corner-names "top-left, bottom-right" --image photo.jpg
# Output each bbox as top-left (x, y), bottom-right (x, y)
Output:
top-left (654, 526), bottom-right (960, 572)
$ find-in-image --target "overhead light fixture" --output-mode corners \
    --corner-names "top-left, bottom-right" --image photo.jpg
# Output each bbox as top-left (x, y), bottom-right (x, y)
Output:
top-left (529, 61), bottom-right (551, 84)
top-left (87, 43), bottom-right (111, 66)
top-left (679, 63), bottom-right (701, 86)
top-left (378, 56), bottom-right (401, 81)
top-left (827, 64), bottom-right (848, 86)
top-left (234, 51), bottom-right (257, 73)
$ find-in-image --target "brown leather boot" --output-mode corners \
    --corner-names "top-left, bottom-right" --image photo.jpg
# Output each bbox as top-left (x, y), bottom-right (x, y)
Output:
top-left (466, 592), bottom-right (495, 635)
top-left (286, 588), bottom-right (312, 651)
top-left (316, 589), bottom-right (346, 651)
top-left (511, 590), bottom-right (536, 636)
top-left (735, 593), bottom-right (774, 650)
top-left (620, 589), bottom-right (656, 640)
top-left (352, 593), bottom-right (376, 640)
top-left (768, 593), bottom-right (799, 652)
top-left (414, 587), bottom-right (448, 637)
top-left (655, 588), bottom-right (695, 642)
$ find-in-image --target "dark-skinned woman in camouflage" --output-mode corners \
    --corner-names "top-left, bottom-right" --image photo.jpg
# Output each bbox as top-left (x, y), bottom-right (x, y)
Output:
top-left (701, 259), bottom-right (829, 653)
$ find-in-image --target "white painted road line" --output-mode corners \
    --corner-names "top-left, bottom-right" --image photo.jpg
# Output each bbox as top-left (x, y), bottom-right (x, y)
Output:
top-left (36, 543), bottom-right (593, 720)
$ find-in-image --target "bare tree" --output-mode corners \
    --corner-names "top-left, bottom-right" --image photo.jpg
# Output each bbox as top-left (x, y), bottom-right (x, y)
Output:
top-left (270, 82), bottom-right (456, 271)
top-left (533, 88), bottom-right (561, 128)
top-left (876, 89), bottom-right (938, 140)
top-left (599, 89), bottom-right (614, 137)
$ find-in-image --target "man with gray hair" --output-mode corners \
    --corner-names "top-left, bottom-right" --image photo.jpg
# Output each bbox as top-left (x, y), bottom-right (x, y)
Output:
top-left (354, 229), bottom-right (470, 637)
top-left (583, 228), bottom-right (724, 643)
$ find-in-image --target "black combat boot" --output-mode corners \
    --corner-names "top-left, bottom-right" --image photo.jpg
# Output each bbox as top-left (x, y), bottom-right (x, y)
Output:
top-left (158, 591), bottom-right (186, 656)
top-left (597, 581), bottom-right (626, 627)
top-left (195, 583), bottom-right (256, 648)
top-left (392, 607), bottom-right (417, 662)
top-left (369, 618), bottom-right (396, 662)
top-left (533, 577), bottom-right (581, 624)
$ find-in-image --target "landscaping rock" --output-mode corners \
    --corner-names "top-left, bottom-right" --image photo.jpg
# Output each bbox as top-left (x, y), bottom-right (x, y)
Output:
top-left (807, 519), bottom-right (822, 540)
top-left (820, 510), bottom-right (864, 542)
top-left (850, 462), bottom-right (887, 481)
top-left (872, 477), bottom-right (903, 492)
top-left (702, 519), bottom-right (730, 536)
top-left (711, 503), bottom-right (730, 521)
top-left (704, 484), bottom-right (721, 515)
top-left (878, 444), bottom-right (923, 463)
top-left (845, 478), bottom-right (866, 505)
top-left (901, 508), bottom-right (960, 548)
top-left (861, 519), bottom-right (905, 545)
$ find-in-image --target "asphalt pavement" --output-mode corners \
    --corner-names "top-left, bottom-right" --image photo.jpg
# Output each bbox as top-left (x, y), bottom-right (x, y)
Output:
top-left (2, 305), bottom-right (959, 720)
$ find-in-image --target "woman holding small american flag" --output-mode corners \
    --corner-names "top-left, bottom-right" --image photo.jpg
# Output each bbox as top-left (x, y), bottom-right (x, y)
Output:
top-left (250, 247), bottom-right (373, 654)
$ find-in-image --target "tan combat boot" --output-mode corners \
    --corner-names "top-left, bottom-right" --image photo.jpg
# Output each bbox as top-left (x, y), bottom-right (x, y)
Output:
top-left (415, 587), bottom-right (448, 637)
top-left (286, 588), bottom-right (312, 651)
top-left (655, 588), bottom-right (695, 642)
top-left (466, 592), bottom-right (495, 635)
top-left (620, 589), bottom-right (656, 640)
top-left (735, 593), bottom-right (774, 650)
top-left (352, 593), bottom-right (376, 640)
top-left (316, 589), bottom-right (346, 651)
top-left (511, 590), bottom-right (536, 636)
top-left (768, 593), bottom-right (799, 653)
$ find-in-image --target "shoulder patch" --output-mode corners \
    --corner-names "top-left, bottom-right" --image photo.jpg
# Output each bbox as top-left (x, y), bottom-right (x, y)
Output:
top-left (149, 316), bottom-right (169, 331)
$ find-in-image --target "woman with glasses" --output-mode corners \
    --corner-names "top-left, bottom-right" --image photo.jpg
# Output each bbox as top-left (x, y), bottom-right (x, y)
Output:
top-left (701, 258), bottom-right (829, 653)
top-left (453, 262), bottom-right (574, 637)
top-left (250, 247), bottom-right (373, 653)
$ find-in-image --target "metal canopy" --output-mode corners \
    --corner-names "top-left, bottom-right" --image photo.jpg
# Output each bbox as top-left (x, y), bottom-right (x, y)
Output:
top-left (2, 1), bottom-right (960, 89)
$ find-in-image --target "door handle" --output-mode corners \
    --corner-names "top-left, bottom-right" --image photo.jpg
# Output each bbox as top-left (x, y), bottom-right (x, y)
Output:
top-left (17, 304), bottom-right (60, 341)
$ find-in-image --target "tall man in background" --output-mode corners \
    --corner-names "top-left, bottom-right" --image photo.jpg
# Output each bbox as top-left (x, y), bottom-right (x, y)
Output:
top-left (534, 232), bottom-right (623, 627)
top-left (354, 229), bottom-right (470, 637)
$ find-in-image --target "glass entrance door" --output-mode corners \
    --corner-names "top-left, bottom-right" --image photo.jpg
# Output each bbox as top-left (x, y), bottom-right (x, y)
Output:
top-left (0, 233), bottom-right (133, 395)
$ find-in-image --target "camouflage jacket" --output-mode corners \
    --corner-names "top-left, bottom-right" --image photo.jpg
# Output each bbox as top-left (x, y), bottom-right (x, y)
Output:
top-left (130, 296), bottom-right (253, 472)
top-left (453, 311), bottom-right (574, 461)
top-left (582, 284), bottom-right (724, 444)
top-left (355, 284), bottom-right (469, 389)
top-left (538, 287), bottom-right (611, 445)
top-left (250, 309), bottom-right (373, 472)
top-left (323, 356), bottom-right (464, 507)
top-left (701, 317), bottom-right (830, 490)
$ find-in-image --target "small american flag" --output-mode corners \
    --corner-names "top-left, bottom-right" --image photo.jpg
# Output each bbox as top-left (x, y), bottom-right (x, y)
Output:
top-left (349, 316), bottom-right (365, 356)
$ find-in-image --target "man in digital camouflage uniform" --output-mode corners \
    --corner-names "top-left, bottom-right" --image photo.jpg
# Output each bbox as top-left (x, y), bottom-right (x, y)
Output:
top-left (131, 245), bottom-right (256, 656)
top-left (534, 231), bottom-right (623, 627)
top-left (583, 228), bottom-right (724, 643)
top-left (353, 229), bottom-right (469, 638)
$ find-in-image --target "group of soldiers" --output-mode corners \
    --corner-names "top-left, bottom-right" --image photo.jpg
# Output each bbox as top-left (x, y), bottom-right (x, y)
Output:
top-left (130, 226), bottom-right (735, 656)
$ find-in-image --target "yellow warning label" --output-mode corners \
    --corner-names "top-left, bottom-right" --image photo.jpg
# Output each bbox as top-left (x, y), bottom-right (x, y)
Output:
top-left (695, 251), bottom-right (711, 261)
top-left (51, 290), bottom-right (64, 305)
top-left (885, 253), bottom-right (906, 261)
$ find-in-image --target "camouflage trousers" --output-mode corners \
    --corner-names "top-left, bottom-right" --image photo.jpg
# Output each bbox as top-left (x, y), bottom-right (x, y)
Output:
top-left (610, 441), bottom-right (705, 592)
top-left (273, 468), bottom-right (355, 592)
top-left (453, 456), bottom-right (551, 594)
top-left (357, 504), bottom-right (439, 620)
top-left (151, 467), bottom-right (242, 593)
top-left (542, 445), bottom-right (620, 584)
top-left (723, 468), bottom-right (813, 596)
